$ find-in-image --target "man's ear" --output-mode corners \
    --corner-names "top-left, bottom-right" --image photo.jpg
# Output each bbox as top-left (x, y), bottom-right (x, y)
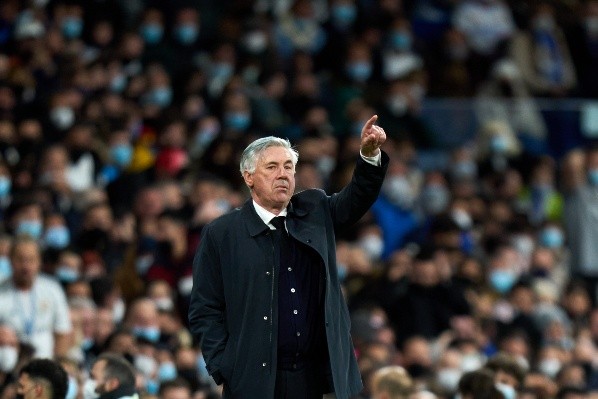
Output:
top-left (243, 171), bottom-right (253, 189)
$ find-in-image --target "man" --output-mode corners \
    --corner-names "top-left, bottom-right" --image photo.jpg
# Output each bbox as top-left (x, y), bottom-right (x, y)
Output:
top-left (0, 323), bottom-right (20, 390)
top-left (369, 366), bottom-right (414, 399)
top-left (158, 378), bottom-right (191, 399)
top-left (0, 236), bottom-right (72, 357)
top-left (85, 353), bottom-right (138, 399)
top-left (16, 359), bottom-right (68, 399)
top-left (189, 115), bottom-right (388, 398)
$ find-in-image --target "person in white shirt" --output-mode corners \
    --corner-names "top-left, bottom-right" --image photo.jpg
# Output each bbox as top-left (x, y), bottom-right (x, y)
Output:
top-left (0, 236), bottom-right (72, 358)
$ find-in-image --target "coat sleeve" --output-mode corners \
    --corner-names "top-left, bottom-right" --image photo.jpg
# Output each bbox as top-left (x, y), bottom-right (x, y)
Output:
top-left (188, 224), bottom-right (228, 385)
top-left (328, 151), bottom-right (389, 230)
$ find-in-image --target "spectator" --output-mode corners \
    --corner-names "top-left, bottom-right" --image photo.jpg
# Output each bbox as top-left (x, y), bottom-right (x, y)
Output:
top-left (0, 324), bottom-right (19, 390)
top-left (0, 236), bottom-right (72, 357)
top-left (457, 368), bottom-right (504, 399)
top-left (16, 359), bottom-right (68, 399)
top-left (158, 378), bottom-right (191, 399)
top-left (369, 366), bottom-right (414, 399)
top-left (86, 353), bottom-right (138, 399)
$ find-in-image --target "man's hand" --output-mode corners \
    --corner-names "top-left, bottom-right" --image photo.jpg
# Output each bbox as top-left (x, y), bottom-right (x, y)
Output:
top-left (360, 115), bottom-right (387, 157)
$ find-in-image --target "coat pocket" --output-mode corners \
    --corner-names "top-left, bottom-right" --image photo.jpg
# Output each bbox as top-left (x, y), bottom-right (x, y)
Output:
top-left (219, 337), bottom-right (237, 382)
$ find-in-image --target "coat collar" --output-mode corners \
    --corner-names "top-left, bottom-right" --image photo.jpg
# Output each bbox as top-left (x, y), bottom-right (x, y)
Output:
top-left (242, 196), bottom-right (308, 237)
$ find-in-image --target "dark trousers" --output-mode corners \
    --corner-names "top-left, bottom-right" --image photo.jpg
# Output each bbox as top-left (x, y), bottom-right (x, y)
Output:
top-left (274, 363), bottom-right (327, 399)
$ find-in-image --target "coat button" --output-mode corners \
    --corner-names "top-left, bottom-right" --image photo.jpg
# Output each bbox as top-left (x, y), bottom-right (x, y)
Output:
top-left (263, 316), bottom-right (268, 320)
top-left (326, 322), bottom-right (329, 327)
top-left (291, 288), bottom-right (295, 293)
top-left (266, 271), bottom-right (271, 275)
top-left (262, 363), bottom-right (267, 367)
top-left (306, 239), bottom-right (311, 243)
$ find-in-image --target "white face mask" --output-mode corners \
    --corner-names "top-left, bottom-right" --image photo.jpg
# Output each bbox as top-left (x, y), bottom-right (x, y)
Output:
top-left (437, 368), bottom-right (462, 392)
top-left (82, 379), bottom-right (99, 399)
top-left (0, 345), bottom-right (18, 372)
top-left (134, 354), bottom-right (157, 378)
top-left (112, 299), bottom-right (125, 324)
top-left (539, 358), bottom-right (561, 378)
top-left (358, 234), bottom-right (384, 261)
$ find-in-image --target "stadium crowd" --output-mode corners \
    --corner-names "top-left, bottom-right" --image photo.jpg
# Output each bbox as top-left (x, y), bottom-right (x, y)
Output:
top-left (0, 0), bottom-right (597, 398)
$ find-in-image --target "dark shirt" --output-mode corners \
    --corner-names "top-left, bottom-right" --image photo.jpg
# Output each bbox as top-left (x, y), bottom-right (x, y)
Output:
top-left (271, 217), bottom-right (326, 370)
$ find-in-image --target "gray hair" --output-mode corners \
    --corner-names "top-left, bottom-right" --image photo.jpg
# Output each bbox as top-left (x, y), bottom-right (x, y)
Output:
top-left (239, 136), bottom-right (299, 175)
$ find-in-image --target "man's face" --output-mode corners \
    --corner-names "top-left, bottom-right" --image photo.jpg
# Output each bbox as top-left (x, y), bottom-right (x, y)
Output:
top-left (243, 146), bottom-right (295, 213)
top-left (89, 360), bottom-right (109, 395)
top-left (17, 373), bottom-right (41, 399)
top-left (161, 387), bottom-right (191, 399)
top-left (11, 241), bottom-right (41, 289)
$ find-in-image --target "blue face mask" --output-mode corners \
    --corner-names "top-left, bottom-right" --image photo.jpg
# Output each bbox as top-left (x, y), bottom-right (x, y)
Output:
top-left (62, 17), bottom-right (83, 39)
top-left (110, 74), bottom-right (127, 93)
top-left (16, 220), bottom-right (43, 239)
top-left (66, 376), bottom-right (78, 399)
top-left (145, 379), bottom-right (159, 396)
top-left (133, 326), bottom-right (161, 343)
top-left (0, 176), bottom-right (11, 198)
top-left (495, 382), bottom-right (517, 399)
top-left (147, 87), bottom-right (172, 107)
top-left (140, 23), bottom-right (163, 45)
top-left (224, 112), bottom-right (251, 131)
top-left (55, 266), bottom-right (79, 283)
top-left (588, 169), bottom-right (598, 186)
top-left (81, 337), bottom-right (94, 351)
top-left (391, 32), bottom-right (412, 51)
top-left (197, 354), bottom-right (210, 379)
top-left (44, 226), bottom-right (70, 249)
top-left (331, 4), bottom-right (357, 28)
top-left (175, 23), bottom-right (199, 45)
top-left (489, 270), bottom-right (517, 294)
top-left (540, 227), bottom-right (564, 248)
top-left (211, 62), bottom-right (234, 80)
top-left (490, 136), bottom-right (508, 154)
top-left (157, 362), bottom-right (178, 382)
top-left (346, 61), bottom-right (372, 82)
top-left (110, 144), bottom-right (133, 168)
top-left (0, 256), bottom-right (11, 282)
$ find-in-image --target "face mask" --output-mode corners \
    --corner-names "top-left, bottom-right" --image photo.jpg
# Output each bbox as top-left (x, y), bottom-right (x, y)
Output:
top-left (145, 379), bottom-right (159, 395)
top-left (387, 94), bottom-right (409, 116)
top-left (50, 106), bottom-right (76, 130)
top-left (346, 61), bottom-right (372, 82)
top-left (358, 235), bottom-right (384, 261)
top-left (512, 235), bottom-right (535, 258)
top-left (134, 354), bottom-right (158, 377)
top-left (539, 358), bottom-right (561, 378)
top-left (140, 23), bottom-right (163, 44)
top-left (197, 354), bottom-right (210, 379)
top-left (421, 184), bottom-right (450, 215)
top-left (0, 176), bottom-right (11, 197)
top-left (146, 87), bottom-right (172, 107)
top-left (490, 135), bottom-right (508, 153)
top-left (211, 62), bottom-right (234, 80)
top-left (460, 353), bottom-right (485, 372)
top-left (390, 31), bottom-right (412, 51)
top-left (82, 379), bottom-right (98, 399)
top-left (66, 376), bottom-right (78, 399)
top-left (110, 144), bottom-right (133, 168)
top-left (0, 256), bottom-right (11, 282)
top-left (0, 345), bottom-right (18, 372)
top-left (110, 74), bottom-right (127, 93)
top-left (16, 220), bottom-right (43, 239)
top-left (451, 161), bottom-right (477, 180)
top-left (495, 382), bottom-right (517, 399)
top-left (55, 266), bottom-right (79, 283)
top-left (240, 31), bottom-right (267, 55)
top-left (175, 23), bottom-right (199, 44)
top-left (331, 4), bottom-right (357, 28)
top-left (452, 208), bottom-right (473, 230)
top-left (157, 362), bottom-right (177, 381)
top-left (587, 168), bottom-right (598, 185)
top-left (112, 298), bottom-right (125, 324)
top-left (154, 297), bottom-right (174, 312)
top-left (540, 227), bottom-right (564, 248)
top-left (436, 368), bottom-right (462, 392)
top-left (533, 15), bottom-right (555, 31)
top-left (316, 155), bottom-right (336, 177)
top-left (81, 337), bottom-right (94, 351)
top-left (224, 112), bottom-right (251, 131)
top-left (337, 262), bottom-right (348, 282)
top-left (585, 16), bottom-right (598, 36)
top-left (62, 17), bottom-right (83, 39)
top-left (44, 226), bottom-right (71, 249)
top-left (489, 269), bottom-right (517, 294)
top-left (133, 326), bottom-right (160, 343)
top-left (135, 255), bottom-right (154, 275)
top-left (383, 176), bottom-right (415, 209)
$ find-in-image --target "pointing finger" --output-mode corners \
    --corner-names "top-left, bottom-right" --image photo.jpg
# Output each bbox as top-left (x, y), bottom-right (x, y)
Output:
top-left (363, 115), bottom-right (378, 131)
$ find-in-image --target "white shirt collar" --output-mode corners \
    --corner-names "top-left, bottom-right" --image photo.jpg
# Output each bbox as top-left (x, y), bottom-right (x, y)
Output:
top-left (252, 200), bottom-right (288, 230)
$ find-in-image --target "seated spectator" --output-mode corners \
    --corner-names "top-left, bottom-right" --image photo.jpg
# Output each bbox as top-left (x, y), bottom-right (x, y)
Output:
top-left (370, 366), bottom-right (415, 399)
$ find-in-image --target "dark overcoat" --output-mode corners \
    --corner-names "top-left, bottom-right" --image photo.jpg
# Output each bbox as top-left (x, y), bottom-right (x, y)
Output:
top-left (188, 153), bottom-right (389, 398)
